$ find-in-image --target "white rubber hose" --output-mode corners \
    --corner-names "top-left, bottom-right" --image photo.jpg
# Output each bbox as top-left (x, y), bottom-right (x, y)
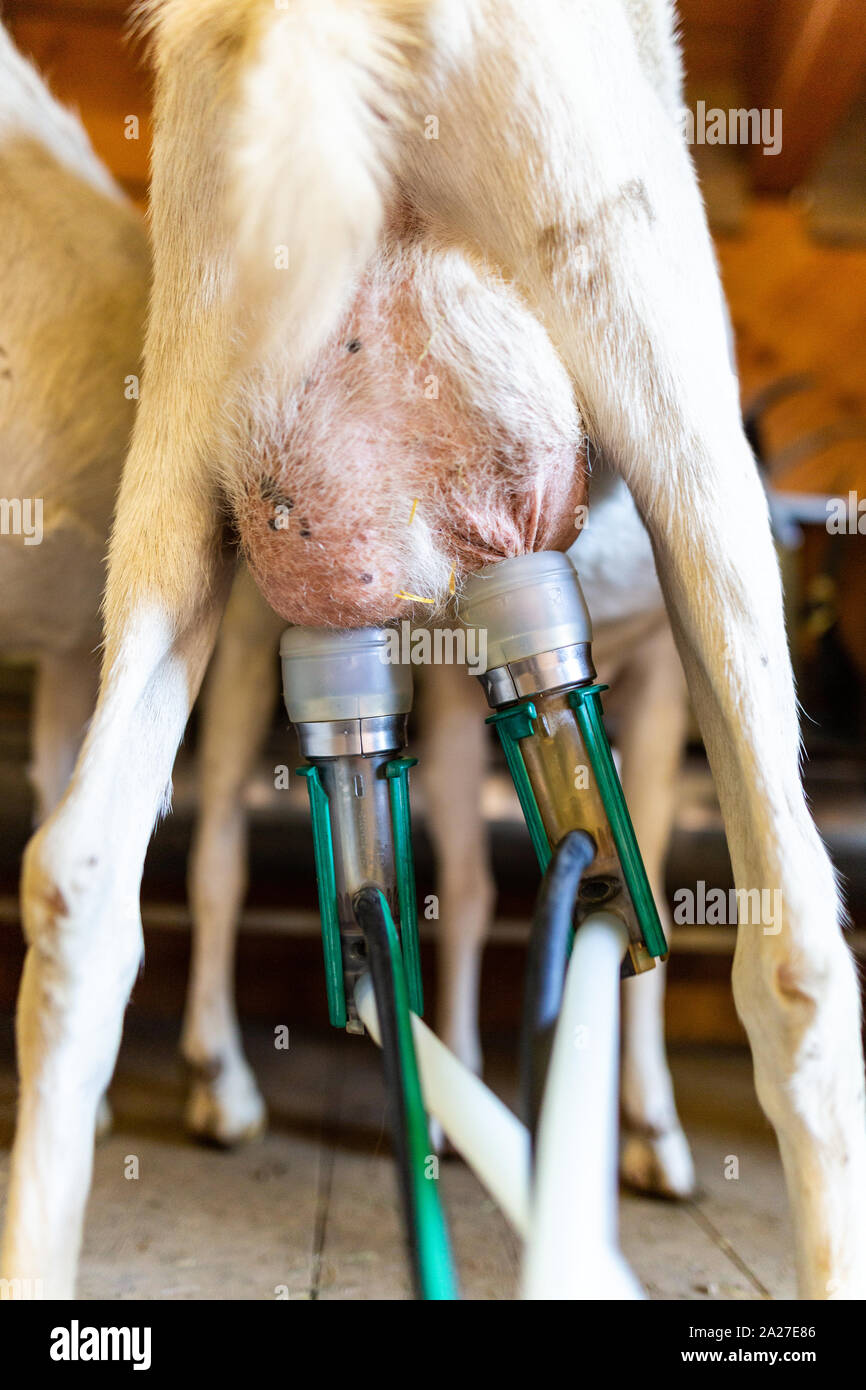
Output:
top-left (355, 972), bottom-right (531, 1237)
top-left (522, 910), bottom-right (644, 1300)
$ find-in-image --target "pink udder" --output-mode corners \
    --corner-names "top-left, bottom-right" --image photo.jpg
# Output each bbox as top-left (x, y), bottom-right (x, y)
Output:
top-left (233, 238), bottom-right (587, 627)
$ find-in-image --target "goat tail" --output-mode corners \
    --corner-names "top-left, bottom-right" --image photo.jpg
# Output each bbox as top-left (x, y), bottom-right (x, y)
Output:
top-left (223, 0), bottom-right (427, 363)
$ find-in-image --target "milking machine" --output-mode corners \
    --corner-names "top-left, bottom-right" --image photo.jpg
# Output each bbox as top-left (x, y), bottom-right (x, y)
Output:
top-left (280, 627), bottom-right (455, 1299)
top-left (280, 551), bottom-right (666, 1299)
top-left (458, 551), bottom-right (668, 1158)
top-left (460, 551), bottom-right (666, 975)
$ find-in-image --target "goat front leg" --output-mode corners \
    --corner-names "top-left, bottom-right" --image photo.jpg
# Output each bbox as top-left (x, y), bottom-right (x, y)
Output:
top-left (409, 0), bottom-right (866, 1295)
top-left (182, 565), bottom-right (282, 1145)
top-left (597, 614), bottom-right (695, 1199)
top-left (416, 660), bottom-right (494, 1076)
top-left (1, 393), bottom-right (233, 1297)
top-left (28, 649), bottom-right (99, 824)
top-left (29, 648), bottom-right (117, 1144)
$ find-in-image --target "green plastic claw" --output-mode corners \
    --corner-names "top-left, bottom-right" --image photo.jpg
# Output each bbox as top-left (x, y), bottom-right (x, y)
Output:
top-left (373, 891), bottom-right (457, 1300)
top-left (385, 757), bottom-right (424, 1016)
top-left (488, 687), bottom-right (666, 961)
top-left (567, 684), bottom-right (667, 958)
top-left (299, 756), bottom-right (425, 1028)
top-left (297, 765), bottom-right (346, 1027)
top-left (486, 703), bottom-right (552, 872)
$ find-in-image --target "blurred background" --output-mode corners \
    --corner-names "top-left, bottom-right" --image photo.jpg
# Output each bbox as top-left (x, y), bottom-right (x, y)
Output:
top-left (0, 0), bottom-right (865, 1299)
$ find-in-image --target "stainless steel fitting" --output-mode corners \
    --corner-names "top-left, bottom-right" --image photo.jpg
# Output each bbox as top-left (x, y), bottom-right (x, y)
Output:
top-left (457, 551), bottom-right (595, 705)
top-left (281, 627), bottom-right (414, 1027)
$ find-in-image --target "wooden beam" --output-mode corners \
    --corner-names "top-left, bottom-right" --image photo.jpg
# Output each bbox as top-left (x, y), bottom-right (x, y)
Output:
top-left (6, 11), bottom-right (152, 188)
top-left (752, 0), bottom-right (866, 193)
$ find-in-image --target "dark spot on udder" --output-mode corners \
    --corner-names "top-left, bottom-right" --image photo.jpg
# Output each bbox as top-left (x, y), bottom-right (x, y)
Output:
top-left (346, 338), bottom-right (362, 353)
top-left (359, 572), bottom-right (373, 584)
top-left (259, 475), bottom-right (294, 509)
top-left (299, 519), bottom-right (312, 539)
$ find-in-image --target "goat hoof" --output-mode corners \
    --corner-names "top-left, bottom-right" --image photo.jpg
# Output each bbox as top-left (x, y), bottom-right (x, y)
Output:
top-left (620, 1123), bottom-right (696, 1200)
top-left (184, 1066), bottom-right (267, 1148)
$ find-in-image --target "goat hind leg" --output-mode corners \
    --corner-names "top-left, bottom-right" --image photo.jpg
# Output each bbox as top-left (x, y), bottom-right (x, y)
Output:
top-left (182, 566), bottom-right (283, 1145)
top-left (412, 0), bottom-right (866, 1294)
top-left (601, 617), bottom-right (694, 1199)
top-left (0, 465), bottom-right (233, 1297)
top-left (2, 194), bottom-right (236, 1292)
top-left (416, 660), bottom-right (494, 1077)
top-left (529, 97), bottom-right (866, 1297)
top-left (28, 650), bottom-right (116, 1146)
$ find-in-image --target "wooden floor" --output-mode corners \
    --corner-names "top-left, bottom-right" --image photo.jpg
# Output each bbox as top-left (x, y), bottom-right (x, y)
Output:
top-left (0, 1014), bottom-right (794, 1301)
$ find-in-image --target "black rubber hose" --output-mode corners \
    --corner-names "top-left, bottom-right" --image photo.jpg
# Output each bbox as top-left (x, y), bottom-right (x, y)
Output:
top-left (520, 830), bottom-right (597, 1145)
top-left (353, 884), bottom-right (424, 1299)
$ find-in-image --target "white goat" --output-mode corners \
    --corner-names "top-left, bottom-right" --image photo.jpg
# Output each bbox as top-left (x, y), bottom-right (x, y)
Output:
top-left (0, 17), bottom-right (691, 1222)
top-left (0, 25), bottom-right (148, 821)
top-left (2, 0), bottom-right (864, 1301)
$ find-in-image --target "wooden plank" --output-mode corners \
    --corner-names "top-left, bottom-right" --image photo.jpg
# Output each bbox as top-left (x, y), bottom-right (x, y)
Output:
top-left (6, 0), bottom-right (132, 18)
top-left (678, 0), bottom-right (766, 25)
top-left (751, 0), bottom-right (866, 192)
top-left (681, 28), bottom-right (747, 88)
top-left (0, 1022), bottom-right (807, 1299)
top-left (315, 1040), bottom-right (413, 1300)
top-left (317, 1038), bottom-right (517, 1299)
top-left (718, 202), bottom-right (866, 495)
top-left (621, 1196), bottom-right (765, 1301)
top-left (77, 1024), bottom-right (333, 1299)
top-left (669, 1050), bottom-right (797, 1299)
top-left (7, 13), bottom-right (152, 190)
